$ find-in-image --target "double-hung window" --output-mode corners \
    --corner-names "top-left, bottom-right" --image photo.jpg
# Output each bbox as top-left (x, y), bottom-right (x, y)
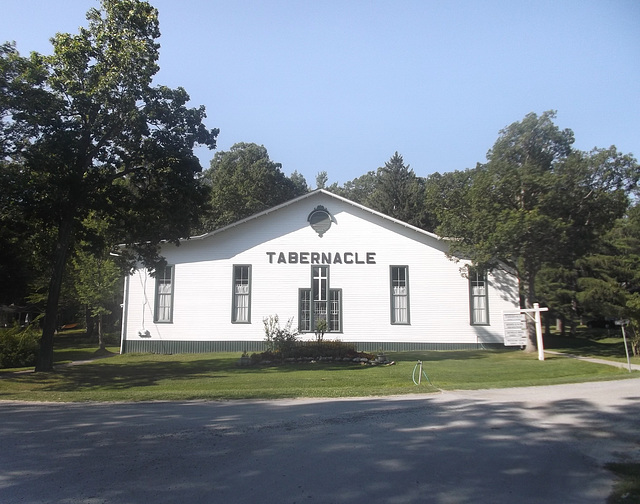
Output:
top-left (469, 269), bottom-right (489, 325)
top-left (154, 265), bottom-right (174, 323)
top-left (299, 265), bottom-right (342, 332)
top-left (232, 265), bottom-right (251, 323)
top-left (328, 289), bottom-right (341, 332)
top-left (390, 266), bottom-right (410, 324)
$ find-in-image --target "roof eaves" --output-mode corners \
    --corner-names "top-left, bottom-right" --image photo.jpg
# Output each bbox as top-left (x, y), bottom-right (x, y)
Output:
top-left (187, 190), bottom-right (322, 242)
top-left (187, 188), bottom-right (443, 243)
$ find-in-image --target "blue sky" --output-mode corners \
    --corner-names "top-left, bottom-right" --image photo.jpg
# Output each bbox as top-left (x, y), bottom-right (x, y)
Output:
top-left (2, 0), bottom-right (639, 186)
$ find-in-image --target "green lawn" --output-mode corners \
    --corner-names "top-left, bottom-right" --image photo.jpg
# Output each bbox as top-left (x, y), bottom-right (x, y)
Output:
top-left (0, 338), bottom-right (635, 402)
top-left (545, 325), bottom-right (640, 365)
top-left (3, 329), bottom-right (637, 502)
top-left (606, 462), bottom-right (640, 504)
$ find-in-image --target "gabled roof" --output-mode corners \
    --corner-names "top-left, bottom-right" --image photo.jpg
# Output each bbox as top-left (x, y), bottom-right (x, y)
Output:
top-left (188, 189), bottom-right (442, 243)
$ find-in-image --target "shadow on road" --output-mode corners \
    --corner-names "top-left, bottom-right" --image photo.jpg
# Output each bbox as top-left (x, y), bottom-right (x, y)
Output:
top-left (2, 382), bottom-right (639, 503)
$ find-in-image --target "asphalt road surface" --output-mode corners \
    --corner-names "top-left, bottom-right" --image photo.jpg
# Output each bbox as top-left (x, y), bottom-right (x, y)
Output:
top-left (2, 378), bottom-right (640, 504)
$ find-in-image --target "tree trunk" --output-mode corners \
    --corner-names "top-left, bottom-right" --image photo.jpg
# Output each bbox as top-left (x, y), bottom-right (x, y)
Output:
top-left (85, 306), bottom-right (95, 337)
top-left (34, 217), bottom-right (74, 372)
top-left (521, 268), bottom-right (538, 353)
top-left (570, 321), bottom-right (577, 336)
top-left (98, 314), bottom-right (105, 351)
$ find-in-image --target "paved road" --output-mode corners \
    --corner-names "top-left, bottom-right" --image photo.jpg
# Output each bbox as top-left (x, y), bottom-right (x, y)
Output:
top-left (1, 378), bottom-right (640, 504)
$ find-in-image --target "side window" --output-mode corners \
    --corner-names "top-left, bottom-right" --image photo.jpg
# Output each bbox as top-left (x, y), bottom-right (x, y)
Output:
top-left (154, 265), bottom-right (174, 323)
top-left (232, 265), bottom-right (251, 323)
top-left (390, 266), bottom-right (410, 324)
top-left (469, 269), bottom-right (489, 325)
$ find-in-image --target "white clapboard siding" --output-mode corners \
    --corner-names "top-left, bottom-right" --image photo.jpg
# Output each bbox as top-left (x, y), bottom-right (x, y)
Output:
top-left (122, 190), bottom-right (520, 348)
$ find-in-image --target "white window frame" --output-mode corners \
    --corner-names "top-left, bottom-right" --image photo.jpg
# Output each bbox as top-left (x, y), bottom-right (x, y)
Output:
top-left (232, 265), bottom-right (251, 323)
top-left (390, 265), bottom-right (410, 324)
top-left (154, 265), bottom-right (174, 323)
top-left (469, 269), bottom-right (489, 325)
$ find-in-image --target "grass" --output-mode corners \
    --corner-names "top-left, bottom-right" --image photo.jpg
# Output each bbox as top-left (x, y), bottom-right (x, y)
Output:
top-left (606, 463), bottom-right (640, 504)
top-left (546, 325), bottom-right (640, 365)
top-left (546, 328), bottom-right (640, 504)
top-left (2, 328), bottom-right (637, 502)
top-left (0, 327), bottom-right (636, 402)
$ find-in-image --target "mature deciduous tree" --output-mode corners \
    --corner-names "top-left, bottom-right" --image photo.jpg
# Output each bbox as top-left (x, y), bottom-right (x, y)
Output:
top-left (202, 142), bottom-right (306, 230)
top-left (72, 250), bottom-right (122, 350)
top-left (1, 1), bottom-right (218, 371)
top-left (428, 111), bottom-right (638, 351)
top-left (0, 45), bottom-right (47, 308)
top-left (424, 168), bottom-right (475, 233)
top-left (327, 170), bottom-right (377, 205)
top-left (69, 215), bottom-right (123, 349)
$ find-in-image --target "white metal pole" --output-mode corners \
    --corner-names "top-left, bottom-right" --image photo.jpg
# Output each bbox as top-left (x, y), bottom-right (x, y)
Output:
top-left (534, 303), bottom-right (544, 361)
top-left (621, 325), bottom-right (632, 373)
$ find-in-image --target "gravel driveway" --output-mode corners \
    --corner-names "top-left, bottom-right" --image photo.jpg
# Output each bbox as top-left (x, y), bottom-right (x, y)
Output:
top-left (2, 378), bottom-right (639, 503)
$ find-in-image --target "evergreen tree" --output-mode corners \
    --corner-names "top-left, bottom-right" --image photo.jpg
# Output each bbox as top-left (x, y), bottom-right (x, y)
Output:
top-left (365, 153), bottom-right (434, 230)
top-left (315, 171), bottom-right (328, 189)
top-left (289, 170), bottom-right (310, 194)
top-left (574, 204), bottom-right (640, 352)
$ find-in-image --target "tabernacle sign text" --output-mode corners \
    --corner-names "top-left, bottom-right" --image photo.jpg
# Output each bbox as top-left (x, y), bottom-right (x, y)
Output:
top-left (266, 252), bottom-right (376, 265)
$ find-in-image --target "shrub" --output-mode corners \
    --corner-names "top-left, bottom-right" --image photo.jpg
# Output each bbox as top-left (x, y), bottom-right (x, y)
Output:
top-left (291, 340), bottom-right (359, 360)
top-left (263, 315), bottom-right (299, 353)
top-left (0, 324), bottom-right (40, 369)
top-left (251, 338), bottom-right (374, 364)
top-left (314, 317), bottom-right (327, 342)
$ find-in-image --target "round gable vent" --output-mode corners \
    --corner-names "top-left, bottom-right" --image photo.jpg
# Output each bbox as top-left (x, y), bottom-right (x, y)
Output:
top-left (307, 205), bottom-right (333, 237)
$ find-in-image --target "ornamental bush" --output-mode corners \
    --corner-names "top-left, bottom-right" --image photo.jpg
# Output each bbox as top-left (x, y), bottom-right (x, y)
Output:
top-left (0, 324), bottom-right (40, 369)
top-left (263, 315), bottom-right (299, 353)
top-left (259, 315), bottom-right (376, 363)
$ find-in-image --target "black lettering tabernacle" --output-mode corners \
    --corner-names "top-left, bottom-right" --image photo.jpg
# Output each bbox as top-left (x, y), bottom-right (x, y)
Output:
top-left (266, 252), bottom-right (376, 264)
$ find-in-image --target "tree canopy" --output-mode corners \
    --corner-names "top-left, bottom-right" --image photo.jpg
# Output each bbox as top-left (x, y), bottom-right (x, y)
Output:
top-left (2, 5), bottom-right (638, 367)
top-left (202, 142), bottom-right (308, 231)
top-left (574, 204), bottom-right (640, 349)
top-left (368, 152), bottom-right (434, 230)
top-left (0, 0), bottom-right (218, 371)
top-left (328, 152), bottom-right (435, 231)
top-left (426, 111), bottom-right (639, 350)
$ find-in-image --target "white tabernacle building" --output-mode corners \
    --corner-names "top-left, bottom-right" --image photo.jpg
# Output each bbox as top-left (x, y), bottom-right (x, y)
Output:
top-left (120, 190), bottom-right (520, 353)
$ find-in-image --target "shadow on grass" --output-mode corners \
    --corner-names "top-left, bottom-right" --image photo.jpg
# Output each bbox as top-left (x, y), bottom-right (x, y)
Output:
top-left (1, 347), bottom-right (630, 400)
top-left (546, 333), bottom-right (630, 359)
top-left (389, 348), bottom-right (523, 362)
top-left (2, 355), bottom-right (377, 394)
top-left (1, 357), bottom-right (234, 393)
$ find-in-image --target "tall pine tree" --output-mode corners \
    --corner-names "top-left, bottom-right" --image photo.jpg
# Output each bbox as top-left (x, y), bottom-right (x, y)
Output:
top-left (368, 152), bottom-right (434, 230)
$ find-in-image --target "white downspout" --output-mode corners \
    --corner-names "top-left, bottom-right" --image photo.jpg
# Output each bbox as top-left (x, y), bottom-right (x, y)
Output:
top-left (120, 274), bottom-right (130, 355)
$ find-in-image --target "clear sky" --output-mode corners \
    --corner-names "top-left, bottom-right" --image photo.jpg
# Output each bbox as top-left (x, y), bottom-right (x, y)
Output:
top-left (2, 0), bottom-right (639, 186)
